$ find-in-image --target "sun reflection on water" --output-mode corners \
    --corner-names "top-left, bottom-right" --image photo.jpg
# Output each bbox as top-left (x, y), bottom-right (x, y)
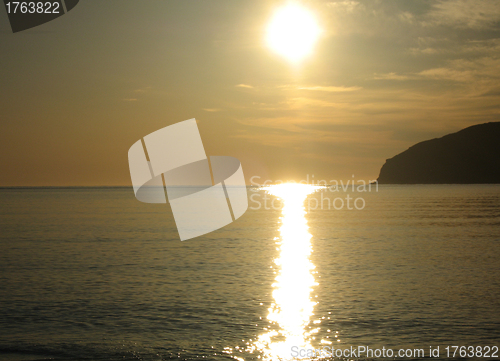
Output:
top-left (252, 183), bottom-right (324, 360)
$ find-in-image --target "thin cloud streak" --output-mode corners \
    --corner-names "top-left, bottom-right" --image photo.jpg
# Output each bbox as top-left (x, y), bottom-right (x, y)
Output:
top-left (298, 86), bottom-right (362, 92)
top-left (236, 84), bottom-right (254, 89)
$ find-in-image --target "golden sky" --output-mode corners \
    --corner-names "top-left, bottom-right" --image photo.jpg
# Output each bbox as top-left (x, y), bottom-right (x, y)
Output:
top-left (1, 0), bottom-right (500, 186)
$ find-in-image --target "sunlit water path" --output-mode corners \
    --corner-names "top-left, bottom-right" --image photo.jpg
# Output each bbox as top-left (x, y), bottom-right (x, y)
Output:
top-left (235, 184), bottom-right (327, 360)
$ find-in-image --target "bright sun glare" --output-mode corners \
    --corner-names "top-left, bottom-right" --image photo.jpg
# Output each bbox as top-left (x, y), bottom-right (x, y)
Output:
top-left (266, 3), bottom-right (321, 63)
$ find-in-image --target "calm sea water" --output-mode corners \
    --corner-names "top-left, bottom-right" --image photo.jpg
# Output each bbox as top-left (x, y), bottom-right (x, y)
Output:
top-left (0, 185), bottom-right (499, 361)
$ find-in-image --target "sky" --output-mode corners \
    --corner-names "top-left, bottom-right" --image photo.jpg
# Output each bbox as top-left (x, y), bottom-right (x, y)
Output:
top-left (1, 0), bottom-right (500, 186)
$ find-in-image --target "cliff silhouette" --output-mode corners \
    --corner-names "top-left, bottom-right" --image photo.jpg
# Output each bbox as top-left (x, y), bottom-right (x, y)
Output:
top-left (377, 122), bottom-right (500, 184)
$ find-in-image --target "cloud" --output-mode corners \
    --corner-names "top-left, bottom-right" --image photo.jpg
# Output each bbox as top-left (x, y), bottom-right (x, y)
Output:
top-left (398, 11), bottom-right (414, 24)
top-left (418, 57), bottom-right (500, 84)
top-left (134, 86), bottom-right (152, 93)
top-left (460, 39), bottom-right (500, 54)
top-left (373, 72), bottom-right (410, 81)
top-left (418, 67), bottom-right (473, 82)
top-left (425, 0), bottom-right (500, 29)
top-left (236, 84), bottom-right (254, 89)
top-left (408, 47), bottom-right (440, 55)
top-left (298, 85), bottom-right (362, 92)
top-left (371, 56), bottom-right (500, 95)
top-left (122, 86), bottom-right (151, 102)
top-left (326, 1), bottom-right (361, 13)
top-left (285, 97), bottom-right (340, 108)
top-left (408, 37), bottom-right (500, 57)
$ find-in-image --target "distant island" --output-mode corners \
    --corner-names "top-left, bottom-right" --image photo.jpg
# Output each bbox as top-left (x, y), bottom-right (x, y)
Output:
top-left (377, 122), bottom-right (500, 184)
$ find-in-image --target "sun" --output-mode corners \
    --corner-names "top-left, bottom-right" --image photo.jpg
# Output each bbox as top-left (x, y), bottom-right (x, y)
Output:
top-left (266, 3), bottom-right (321, 63)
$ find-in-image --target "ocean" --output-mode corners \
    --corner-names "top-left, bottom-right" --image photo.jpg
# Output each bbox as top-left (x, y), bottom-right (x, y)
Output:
top-left (0, 185), bottom-right (499, 361)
